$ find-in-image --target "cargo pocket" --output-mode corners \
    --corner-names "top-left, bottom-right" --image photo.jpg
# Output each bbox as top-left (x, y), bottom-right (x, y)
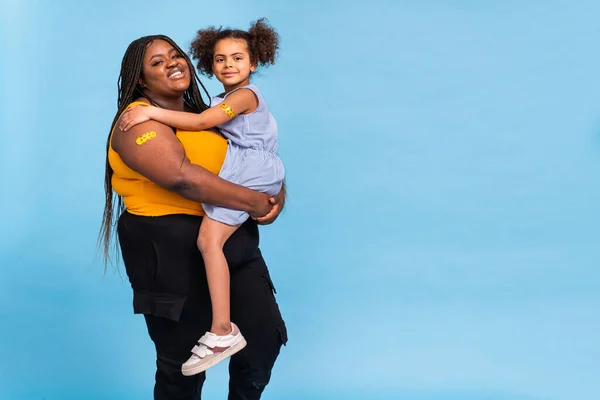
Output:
top-left (263, 269), bottom-right (288, 345)
top-left (118, 216), bottom-right (159, 292)
top-left (119, 219), bottom-right (187, 322)
top-left (133, 289), bottom-right (186, 322)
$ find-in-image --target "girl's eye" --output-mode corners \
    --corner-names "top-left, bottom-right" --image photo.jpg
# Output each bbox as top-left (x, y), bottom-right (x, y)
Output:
top-left (235, 57), bottom-right (242, 61)
top-left (152, 60), bottom-right (163, 66)
top-left (216, 59), bottom-right (224, 63)
top-left (173, 54), bottom-right (182, 59)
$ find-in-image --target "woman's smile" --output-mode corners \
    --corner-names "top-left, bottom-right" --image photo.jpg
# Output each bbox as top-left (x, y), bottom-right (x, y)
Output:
top-left (167, 66), bottom-right (186, 79)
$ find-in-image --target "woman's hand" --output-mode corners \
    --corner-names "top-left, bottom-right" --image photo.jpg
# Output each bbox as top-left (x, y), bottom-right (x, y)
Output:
top-left (249, 193), bottom-right (275, 219)
top-left (119, 105), bottom-right (152, 131)
top-left (253, 184), bottom-right (286, 225)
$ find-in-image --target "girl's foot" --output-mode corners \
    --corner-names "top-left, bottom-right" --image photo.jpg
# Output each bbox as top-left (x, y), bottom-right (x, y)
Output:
top-left (181, 323), bottom-right (246, 376)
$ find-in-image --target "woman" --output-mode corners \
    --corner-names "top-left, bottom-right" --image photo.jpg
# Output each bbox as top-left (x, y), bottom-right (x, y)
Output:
top-left (100, 35), bottom-right (288, 400)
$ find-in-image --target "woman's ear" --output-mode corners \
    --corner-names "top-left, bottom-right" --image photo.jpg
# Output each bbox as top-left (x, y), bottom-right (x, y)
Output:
top-left (138, 78), bottom-right (146, 88)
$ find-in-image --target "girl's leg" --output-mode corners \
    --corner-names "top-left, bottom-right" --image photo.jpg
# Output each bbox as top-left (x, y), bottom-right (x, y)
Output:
top-left (196, 217), bottom-right (240, 335)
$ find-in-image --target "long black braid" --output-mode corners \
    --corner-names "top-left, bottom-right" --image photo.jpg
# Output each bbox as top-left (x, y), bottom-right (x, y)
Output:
top-left (99, 35), bottom-right (211, 269)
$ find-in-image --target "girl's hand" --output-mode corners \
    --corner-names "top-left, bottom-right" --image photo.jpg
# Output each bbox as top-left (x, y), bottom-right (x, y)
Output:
top-left (119, 105), bottom-right (152, 131)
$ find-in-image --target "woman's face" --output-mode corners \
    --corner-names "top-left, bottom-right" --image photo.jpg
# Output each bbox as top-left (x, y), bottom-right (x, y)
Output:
top-left (139, 39), bottom-right (191, 98)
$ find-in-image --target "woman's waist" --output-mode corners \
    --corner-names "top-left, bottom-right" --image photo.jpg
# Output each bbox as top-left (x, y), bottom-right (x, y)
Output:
top-left (118, 210), bottom-right (261, 265)
top-left (113, 177), bottom-right (205, 217)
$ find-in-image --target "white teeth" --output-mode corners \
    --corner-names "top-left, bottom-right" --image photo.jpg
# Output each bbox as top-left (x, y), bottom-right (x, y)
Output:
top-left (170, 71), bottom-right (183, 78)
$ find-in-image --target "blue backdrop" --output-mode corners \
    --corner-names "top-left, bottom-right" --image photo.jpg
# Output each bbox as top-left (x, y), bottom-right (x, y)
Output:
top-left (1, 1), bottom-right (599, 399)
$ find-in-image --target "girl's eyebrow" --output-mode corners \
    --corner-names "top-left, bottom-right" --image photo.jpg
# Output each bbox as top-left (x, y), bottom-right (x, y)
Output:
top-left (214, 52), bottom-right (245, 57)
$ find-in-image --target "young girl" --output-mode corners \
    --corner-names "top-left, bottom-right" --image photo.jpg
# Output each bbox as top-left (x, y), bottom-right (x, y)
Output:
top-left (119, 19), bottom-right (283, 375)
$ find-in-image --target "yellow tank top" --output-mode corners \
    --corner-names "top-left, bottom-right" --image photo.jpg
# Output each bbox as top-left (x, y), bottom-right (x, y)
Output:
top-left (109, 101), bottom-right (228, 217)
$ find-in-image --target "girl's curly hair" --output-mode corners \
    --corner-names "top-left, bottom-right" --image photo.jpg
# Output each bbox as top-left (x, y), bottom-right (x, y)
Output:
top-left (190, 18), bottom-right (279, 77)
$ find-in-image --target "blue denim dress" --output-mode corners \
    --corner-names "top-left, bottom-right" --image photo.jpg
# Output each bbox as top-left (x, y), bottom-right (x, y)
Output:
top-left (202, 84), bottom-right (284, 225)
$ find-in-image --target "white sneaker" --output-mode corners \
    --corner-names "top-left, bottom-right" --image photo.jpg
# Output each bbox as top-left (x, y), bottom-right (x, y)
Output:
top-left (181, 323), bottom-right (247, 376)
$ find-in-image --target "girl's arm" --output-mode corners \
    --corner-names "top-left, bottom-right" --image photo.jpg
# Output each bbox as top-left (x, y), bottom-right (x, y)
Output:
top-left (119, 88), bottom-right (259, 131)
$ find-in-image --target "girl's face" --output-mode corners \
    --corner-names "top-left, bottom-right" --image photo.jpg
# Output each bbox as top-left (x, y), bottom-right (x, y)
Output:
top-left (212, 38), bottom-right (256, 91)
top-left (139, 39), bottom-right (191, 98)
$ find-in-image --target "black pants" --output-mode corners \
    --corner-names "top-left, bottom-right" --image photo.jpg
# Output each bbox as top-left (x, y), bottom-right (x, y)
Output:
top-left (117, 211), bottom-right (288, 400)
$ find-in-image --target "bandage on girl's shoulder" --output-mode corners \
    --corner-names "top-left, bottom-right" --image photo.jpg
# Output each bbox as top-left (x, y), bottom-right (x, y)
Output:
top-left (220, 103), bottom-right (236, 119)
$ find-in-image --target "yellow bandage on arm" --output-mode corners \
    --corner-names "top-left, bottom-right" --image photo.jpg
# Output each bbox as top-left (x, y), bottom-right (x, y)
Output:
top-left (135, 131), bottom-right (157, 145)
top-left (220, 103), bottom-right (236, 119)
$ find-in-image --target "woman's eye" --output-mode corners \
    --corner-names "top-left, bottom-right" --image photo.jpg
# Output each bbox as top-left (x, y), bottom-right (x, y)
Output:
top-left (152, 61), bottom-right (163, 66)
top-left (235, 57), bottom-right (242, 61)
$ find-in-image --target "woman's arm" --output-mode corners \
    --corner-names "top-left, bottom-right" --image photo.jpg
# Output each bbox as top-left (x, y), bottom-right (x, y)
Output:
top-left (119, 89), bottom-right (258, 132)
top-left (111, 117), bottom-right (272, 217)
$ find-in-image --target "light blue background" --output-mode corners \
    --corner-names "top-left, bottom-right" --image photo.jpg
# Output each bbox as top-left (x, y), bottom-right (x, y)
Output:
top-left (1, 1), bottom-right (599, 399)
